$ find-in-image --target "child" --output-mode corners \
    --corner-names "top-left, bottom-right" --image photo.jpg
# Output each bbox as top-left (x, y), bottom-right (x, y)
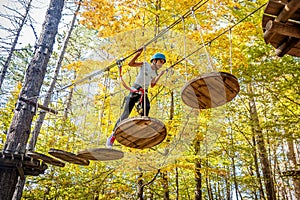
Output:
top-left (106, 48), bottom-right (166, 148)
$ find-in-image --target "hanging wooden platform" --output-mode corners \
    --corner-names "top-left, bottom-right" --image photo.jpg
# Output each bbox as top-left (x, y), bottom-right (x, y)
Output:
top-left (77, 148), bottom-right (124, 161)
top-left (181, 72), bottom-right (240, 109)
top-left (26, 151), bottom-right (65, 167)
top-left (48, 148), bottom-right (90, 166)
top-left (262, 0), bottom-right (300, 57)
top-left (0, 151), bottom-right (48, 177)
top-left (114, 116), bottom-right (167, 149)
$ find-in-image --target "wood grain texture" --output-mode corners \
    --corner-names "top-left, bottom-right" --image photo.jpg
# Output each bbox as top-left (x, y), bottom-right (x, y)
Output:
top-left (262, 0), bottom-right (300, 57)
top-left (77, 148), bottom-right (124, 161)
top-left (48, 148), bottom-right (89, 166)
top-left (114, 117), bottom-right (167, 149)
top-left (181, 72), bottom-right (240, 109)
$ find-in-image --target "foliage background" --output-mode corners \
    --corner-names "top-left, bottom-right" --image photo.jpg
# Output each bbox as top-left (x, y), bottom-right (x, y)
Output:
top-left (0, 0), bottom-right (299, 199)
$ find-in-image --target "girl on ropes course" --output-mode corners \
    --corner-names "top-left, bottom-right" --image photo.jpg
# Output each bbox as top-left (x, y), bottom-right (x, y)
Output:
top-left (106, 48), bottom-right (167, 148)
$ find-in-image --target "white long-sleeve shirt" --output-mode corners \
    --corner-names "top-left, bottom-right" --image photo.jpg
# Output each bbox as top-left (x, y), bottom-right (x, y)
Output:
top-left (133, 62), bottom-right (157, 89)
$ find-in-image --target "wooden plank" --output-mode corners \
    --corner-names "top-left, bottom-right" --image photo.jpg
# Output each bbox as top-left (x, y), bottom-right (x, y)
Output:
top-left (264, 0), bottom-right (285, 16)
top-left (19, 96), bottom-right (58, 114)
top-left (264, 20), bottom-right (300, 44)
top-left (268, 34), bottom-right (288, 48)
top-left (182, 81), bottom-right (213, 109)
top-left (264, 0), bottom-right (300, 21)
top-left (262, 0), bottom-right (300, 57)
top-left (276, 37), bottom-right (300, 57)
top-left (26, 151), bottom-right (65, 167)
top-left (276, 0), bottom-right (300, 22)
top-left (0, 152), bottom-right (48, 176)
top-left (286, 47), bottom-right (300, 57)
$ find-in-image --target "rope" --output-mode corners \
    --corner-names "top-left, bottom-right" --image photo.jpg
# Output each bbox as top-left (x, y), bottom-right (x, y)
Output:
top-left (26, 0), bottom-right (208, 101)
top-left (143, 0), bottom-right (209, 48)
top-left (181, 16), bottom-right (188, 82)
top-left (117, 60), bottom-right (144, 94)
top-left (142, 48), bottom-right (147, 117)
top-left (117, 60), bottom-right (145, 108)
top-left (191, 8), bottom-right (214, 72)
top-left (229, 28), bottom-right (233, 74)
top-left (166, 2), bottom-right (267, 71)
top-left (28, 1), bottom-right (266, 102)
top-left (76, 0), bottom-right (264, 105)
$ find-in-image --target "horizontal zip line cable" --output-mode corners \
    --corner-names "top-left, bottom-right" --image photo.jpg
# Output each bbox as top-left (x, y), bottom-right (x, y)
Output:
top-left (59, 1), bottom-right (266, 98)
top-left (142, 0), bottom-right (209, 48)
top-left (29, 0), bottom-right (209, 100)
top-left (166, 2), bottom-right (267, 71)
top-left (31, 1), bottom-right (266, 101)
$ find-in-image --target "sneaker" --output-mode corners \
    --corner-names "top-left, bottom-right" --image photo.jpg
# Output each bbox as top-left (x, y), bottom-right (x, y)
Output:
top-left (106, 134), bottom-right (115, 148)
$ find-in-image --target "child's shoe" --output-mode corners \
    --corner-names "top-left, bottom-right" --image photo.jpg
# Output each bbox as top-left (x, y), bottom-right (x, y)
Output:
top-left (106, 134), bottom-right (115, 148)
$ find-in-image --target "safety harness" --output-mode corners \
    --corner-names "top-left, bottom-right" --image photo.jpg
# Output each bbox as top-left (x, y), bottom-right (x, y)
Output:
top-left (117, 60), bottom-right (145, 106)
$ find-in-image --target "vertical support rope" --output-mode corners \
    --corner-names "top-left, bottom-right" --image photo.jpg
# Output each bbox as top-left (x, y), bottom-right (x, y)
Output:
top-left (229, 28), bottom-right (233, 74)
top-left (191, 9), bottom-right (214, 72)
top-left (143, 46), bottom-right (147, 117)
top-left (181, 16), bottom-right (188, 82)
top-left (82, 80), bottom-right (91, 146)
top-left (97, 73), bottom-right (109, 145)
top-left (118, 62), bottom-right (122, 119)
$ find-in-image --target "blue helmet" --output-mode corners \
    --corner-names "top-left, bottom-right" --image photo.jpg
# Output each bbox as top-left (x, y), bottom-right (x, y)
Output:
top-left (150, 53), bottom-right (166, 63)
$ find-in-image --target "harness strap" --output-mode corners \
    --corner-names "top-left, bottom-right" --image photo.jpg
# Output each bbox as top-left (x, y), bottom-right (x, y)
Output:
top-left (118, 63), bottom-right (145, 104)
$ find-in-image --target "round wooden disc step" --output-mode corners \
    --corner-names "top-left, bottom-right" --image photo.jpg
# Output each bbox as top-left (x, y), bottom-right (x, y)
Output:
top-left (181, 72), bottom-right (240, 109)
top-left (114, 116), bottom-right (167, 149)
top-left (77, 148), bottom-right (124, 161)
top-left (48, 148), bottom-right (90, 166)
top-left (26, 151), bottom-right (65, 167)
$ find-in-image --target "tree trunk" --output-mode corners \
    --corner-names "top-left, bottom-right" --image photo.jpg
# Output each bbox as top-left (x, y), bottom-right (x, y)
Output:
top-left (170, 90), bottom-right (174, 120)
top-left (162, 171), bottom-right (170, 200)
top-left (28, 0), bottom-right (81, 151)
top-left (0, 0), bottom-right (64, 199)
top-left (225, 166), bottom-right (230, 200)
top-left (252, 134), bottom-right (266, 200)
top-left (63, 79), bottom-right (75, 120)
top-left (0, 0), bottom-right (33, 90)
top-left (175, 163), bottom-right (179, 200)
top-left (229, 131), bottom-right (242, 200)
top-left (195, 158), bottom-right (202, 200)
top-left (206, 175), bottom-right (213, 200)
top-left (248, 83), bottom-right (277, 200)
top-left (194, 140), bottom-right (202, 200)
top-left (137, 172), bottom-right (144, 200)
top-left (286, 137), bottom-right (300, 199)
top-left (12, 3), bottom-right (80, 199)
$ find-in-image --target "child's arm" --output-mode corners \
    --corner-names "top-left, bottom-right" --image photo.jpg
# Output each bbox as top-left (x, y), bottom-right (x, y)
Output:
top-left (128, 48), bottom-right (143, 67)
top-left (151, 70), bottom-right (165, 87)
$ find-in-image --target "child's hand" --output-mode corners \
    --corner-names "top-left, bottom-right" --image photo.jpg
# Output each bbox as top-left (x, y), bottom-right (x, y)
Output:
top-left (137, 47), bottom-right (143, 54)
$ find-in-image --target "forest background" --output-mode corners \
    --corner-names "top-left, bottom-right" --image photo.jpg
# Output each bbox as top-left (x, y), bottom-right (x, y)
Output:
top-left (0, 0), bottom-right (299, 199)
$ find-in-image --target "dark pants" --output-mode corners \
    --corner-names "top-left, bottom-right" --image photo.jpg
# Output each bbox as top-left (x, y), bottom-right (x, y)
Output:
top-left (113, 91), bottom-right (150, 131)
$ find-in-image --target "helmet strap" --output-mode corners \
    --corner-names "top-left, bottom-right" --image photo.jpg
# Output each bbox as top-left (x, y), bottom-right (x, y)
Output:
top-left (152, 60), bottom-right (159, 75)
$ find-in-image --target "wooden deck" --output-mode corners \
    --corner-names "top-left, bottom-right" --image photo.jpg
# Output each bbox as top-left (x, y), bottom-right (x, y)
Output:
top-left (262, 0), bottom-right (300, 57)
